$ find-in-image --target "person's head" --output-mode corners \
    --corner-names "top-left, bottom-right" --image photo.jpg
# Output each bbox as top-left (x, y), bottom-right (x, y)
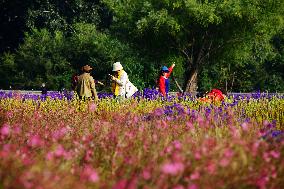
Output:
top-left (81, 65), bottom-right (93, 73)
top-left (112, 62), bottom-right (123, 74)
top-left (160, 66), bottom-right (169, 76)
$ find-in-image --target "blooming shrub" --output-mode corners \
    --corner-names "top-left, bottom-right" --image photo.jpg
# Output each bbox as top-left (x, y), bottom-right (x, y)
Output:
top-left (0, 90), bottom-right (284, 188)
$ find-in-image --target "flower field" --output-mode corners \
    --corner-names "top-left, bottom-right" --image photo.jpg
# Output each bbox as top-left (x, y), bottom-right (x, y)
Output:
top-left (0, 90), bottom-right (284, 189)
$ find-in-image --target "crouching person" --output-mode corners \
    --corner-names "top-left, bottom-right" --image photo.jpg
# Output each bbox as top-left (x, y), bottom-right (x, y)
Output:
top-left (75, 65), bottom-right (98, 101)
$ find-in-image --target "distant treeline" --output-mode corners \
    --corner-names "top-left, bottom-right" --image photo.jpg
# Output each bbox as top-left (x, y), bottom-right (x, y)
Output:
top-left (0, 0), bottom-right (283, 92)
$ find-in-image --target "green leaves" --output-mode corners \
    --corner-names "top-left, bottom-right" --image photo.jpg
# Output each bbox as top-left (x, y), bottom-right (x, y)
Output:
top-left (136, 9), bottom-right (181, 34)
top-left (106, 0), bottom-right (284, 92)
top-left (1, 0), bottom-right (283, 91)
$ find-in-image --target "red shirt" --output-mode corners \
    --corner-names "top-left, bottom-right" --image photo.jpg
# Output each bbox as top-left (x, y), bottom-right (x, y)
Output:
top-left (208, 89), bottom-right (224, 101)
top-left (158, 65), bottom-right (174, 96)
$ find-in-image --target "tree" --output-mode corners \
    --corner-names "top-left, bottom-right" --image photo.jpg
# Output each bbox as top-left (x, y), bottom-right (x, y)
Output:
top-left (0, 0), bottom-right (31, 53)
top-left (0, 23), bottom-right (151, 90)
top-left (0, 0), bottom-right (112, 53)
top-left (103, 0), bottom-right (284, 92)
top-left (14, 28), bottom-right (72, 90)
top-left (67, 23), bottom-right (149, 89)
top-left (26, 0), bottom-right (111, 33)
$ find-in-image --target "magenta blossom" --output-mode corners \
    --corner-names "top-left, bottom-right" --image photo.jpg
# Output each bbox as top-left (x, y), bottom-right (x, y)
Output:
top-left (80, 165), bottom-right (99, 183)
top-left (27, 135), bottom-right (44, 148)
top-left (1, 124), bottom-right (10, 136)
top-left (161, 162), bottom-right (184, 175)
top-left (89, 102), bottom-right (97, 112)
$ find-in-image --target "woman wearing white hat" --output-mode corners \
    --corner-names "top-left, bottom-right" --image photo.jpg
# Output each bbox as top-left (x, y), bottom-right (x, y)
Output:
top-left (110, 62), bottom-right (137, 99)
top-left (110, 62), bottom-right (128, 99)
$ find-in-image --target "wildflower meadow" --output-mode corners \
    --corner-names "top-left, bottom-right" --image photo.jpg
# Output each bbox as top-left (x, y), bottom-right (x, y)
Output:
top-left (0, 90), bottom-right (284, 189)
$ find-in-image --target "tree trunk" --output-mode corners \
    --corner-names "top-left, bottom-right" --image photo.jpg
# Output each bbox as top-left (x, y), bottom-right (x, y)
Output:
top-left (180, 37), bottom-right (207, 94)
top-left (184, 68), bottom-right (198, 93)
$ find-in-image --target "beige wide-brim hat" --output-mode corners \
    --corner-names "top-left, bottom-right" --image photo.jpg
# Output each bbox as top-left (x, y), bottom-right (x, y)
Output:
top-left (82, 65), bottom-right (93, 72)
top-left (112, 62), bottom-right (123, 71)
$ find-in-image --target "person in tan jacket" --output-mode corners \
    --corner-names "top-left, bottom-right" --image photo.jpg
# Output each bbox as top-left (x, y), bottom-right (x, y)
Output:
top-left (75, 65), bottom-right (98, 100)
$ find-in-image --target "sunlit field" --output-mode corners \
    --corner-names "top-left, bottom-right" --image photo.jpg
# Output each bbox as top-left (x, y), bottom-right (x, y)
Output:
top-left (0, 90), bottom-right (283, 189)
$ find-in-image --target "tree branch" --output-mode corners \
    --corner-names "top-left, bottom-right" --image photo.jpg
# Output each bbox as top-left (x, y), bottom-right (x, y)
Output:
top-left (172, 73), bottom-right (183, 93)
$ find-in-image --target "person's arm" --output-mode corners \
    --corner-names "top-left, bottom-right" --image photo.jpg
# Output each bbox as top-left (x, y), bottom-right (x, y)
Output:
top-left (159, 76), bottom-right (166, 96)
top-left (166, 63), bottom-right (175, 78)
top-left (112, 72), bottom-right (128, 86)
top-left (96, 81), bottom-right (104, 85)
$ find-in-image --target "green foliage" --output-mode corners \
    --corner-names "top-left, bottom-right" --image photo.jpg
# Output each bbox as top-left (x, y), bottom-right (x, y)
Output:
top-left (67, 23), bottom-right (150, 90)
top-left (0, 0), bottom-right (284, 92)
top-left (0, 28), bottom-right (74, 90)
top-left (26, 0), bottom-right (109, 32)
top-left (0, 23), bottom-right (153, 90)
top-left (103, 0), bottom-right (284, 92)
top-left (0, 53), bottom-right (17, 89)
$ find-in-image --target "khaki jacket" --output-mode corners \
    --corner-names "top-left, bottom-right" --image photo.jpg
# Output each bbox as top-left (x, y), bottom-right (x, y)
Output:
top-left (76, 73), bottom-right (98, 100)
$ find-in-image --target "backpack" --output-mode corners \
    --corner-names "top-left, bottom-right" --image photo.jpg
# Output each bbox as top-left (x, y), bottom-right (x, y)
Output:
top-left (125, 81), bottom-right (138, 98)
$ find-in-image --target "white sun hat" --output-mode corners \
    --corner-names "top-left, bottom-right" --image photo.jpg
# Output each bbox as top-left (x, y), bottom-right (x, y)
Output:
top-left (112, 62), bottom-right (123, 71)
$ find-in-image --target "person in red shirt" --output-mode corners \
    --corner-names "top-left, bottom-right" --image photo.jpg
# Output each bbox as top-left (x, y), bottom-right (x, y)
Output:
top-left (157, 63), bottom-right (175, 96)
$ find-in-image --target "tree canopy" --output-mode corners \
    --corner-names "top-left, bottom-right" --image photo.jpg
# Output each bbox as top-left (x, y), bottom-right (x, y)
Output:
top-left (103, 0), bottom-right (284, 92)
top-left (0, 0), bottom-right (283, 92)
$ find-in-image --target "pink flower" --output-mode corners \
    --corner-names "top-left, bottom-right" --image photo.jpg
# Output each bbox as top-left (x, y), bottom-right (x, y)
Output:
top-left (173, 140), bottom-right (182, 150)
top-left (27, 135), bottom-right (44, 148)
top-left (186, 121), bottom-right (194, 130)
top-left (256, 174), bottom-right (269, 189)
top-left (190, 171), bottom-right (200, 180)
top-left (229, 126), bottom-right (240, 138)
top-left (223, 148), bottom-right (234, 158)
top-left (206, 162), bottom-right (216, 175)
top-left (197, 116), bottom-right (204, 125)
top-left (152, 134), bottom-right (158, 143)
top-left (187, 183), bottom-right (198, 189)
top-left (19, 171), bottom-right (34, 189)
top-left (142, 169), bottom-right (151, 180)
top-left (81, 165), bottom-right (99, 183)
top-left (251, 141), bottom-right (260, 157)
top-left (46, 152), bottom-right (54, 161)
top-left (1, 124), bottom-right (10, 136)
top-left (161, 120), bottom-right (168, 128)
top-left (263, 120), bottom-right (270, 127)
top-left (174, 185), bottom-right (185, 189)
top-left (271, 170), bottom-right (277, 179)
top-left (112, 179), bottom-right (127, 189)
top-left (241, 122), bottom-right (249, 131)
top-left (89, 102), bottom-right (97, 112)
top-left (54, 145), bottom-right (66, 157)
top-left (219, 158), bottom-right (230, 167)
top-left (89, 172), bottom-right (99, 183)
top-left (262, 152), bottom-right (271, 163)
top-left (6, 111), bottom-right (13, 118)
top-left (13, 126), bottom-right (21, 134)
top-left (161, 162), bottom-right (184, 175)
top-left (84, 150), bottom-right (94, 162)
top-left (194, 152), bottom-right (202, 160)
top-left (154, 108), bottom-right (164, 116)
top-left (52, 127), bottom-right (68, 140)
top-left (270, 150), bottom-right (280, 159)
top-left (165, 146), bottom-right (173, 154)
